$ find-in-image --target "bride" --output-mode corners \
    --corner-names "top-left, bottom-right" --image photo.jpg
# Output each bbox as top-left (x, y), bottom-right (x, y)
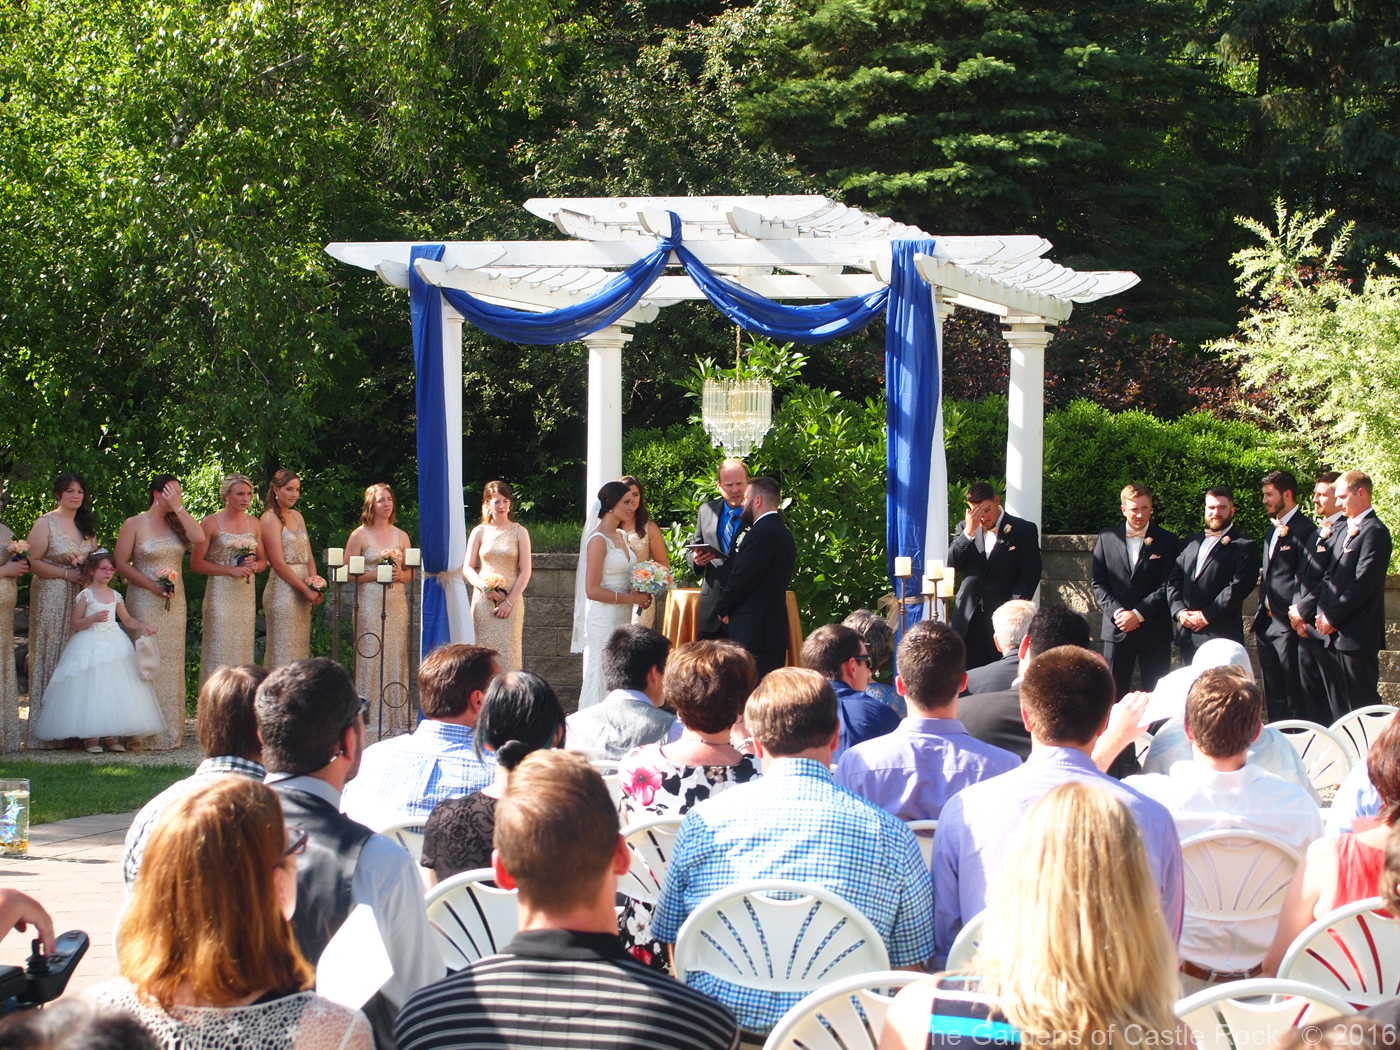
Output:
top-left (577, 481), bottom-right (652, 709)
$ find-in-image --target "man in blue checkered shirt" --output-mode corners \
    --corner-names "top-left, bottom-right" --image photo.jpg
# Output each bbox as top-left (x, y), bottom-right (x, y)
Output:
top-left (652, 667), bottom-right (935, 1036)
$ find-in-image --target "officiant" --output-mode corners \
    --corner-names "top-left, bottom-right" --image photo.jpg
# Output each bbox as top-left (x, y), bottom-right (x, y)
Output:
top-left (684, 458), bottom-right (750, 639)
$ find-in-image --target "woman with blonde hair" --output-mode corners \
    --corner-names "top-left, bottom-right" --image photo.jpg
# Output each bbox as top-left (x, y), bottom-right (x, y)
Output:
top-left (345, 483), bottom-right (413, 733)
top-left (260, 469), bottom-right (322, 668)
top-left (879, 781), bottom-right (1181, 1049)
top-left (94, 776), bottom-right (372, 1050)
top-left (193, 473), bottom-right (266, 684)
top-left (463, 480), bottom-right (531, 671)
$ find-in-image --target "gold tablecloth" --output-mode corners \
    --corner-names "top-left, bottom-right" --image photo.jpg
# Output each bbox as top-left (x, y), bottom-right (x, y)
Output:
top-left (661, 588), bottom-right (804, 668)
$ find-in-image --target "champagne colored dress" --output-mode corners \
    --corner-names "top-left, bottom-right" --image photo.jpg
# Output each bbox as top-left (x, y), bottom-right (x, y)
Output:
top-left (26, 518), bottom-right (95, 746)
top-left (263, 525), bottom-right (312, 669)
top-left (626, 529), bottom-right (658, 630)
top-left (126, 531), bottom-right (189, 749)
top-left (355, 547), bottom-right (410, 736)
top-left (198, 530), bottom-right (258, 685)
top-left (0, 523), bottom-right (18, 752)
top-left (471, 525), bottom-right (525, 671)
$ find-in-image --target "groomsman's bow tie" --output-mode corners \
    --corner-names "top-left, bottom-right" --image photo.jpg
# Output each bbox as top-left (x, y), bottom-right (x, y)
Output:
top-left (1126, 527), bottom-right (1147, 539)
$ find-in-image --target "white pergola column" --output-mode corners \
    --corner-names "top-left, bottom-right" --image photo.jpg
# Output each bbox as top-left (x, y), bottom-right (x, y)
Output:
top-left (1002, 320), bottom-right (1053, 531)
top-left (582, 325), bottom-right (632, 513)
top-left (441, 303), bottom-right (474, 642)
top-left (924, 294), bottom-right (958, 565)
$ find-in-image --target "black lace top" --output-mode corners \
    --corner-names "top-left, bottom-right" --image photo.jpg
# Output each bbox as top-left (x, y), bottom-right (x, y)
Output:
top-left (422, 793), bottom-right (498, 880)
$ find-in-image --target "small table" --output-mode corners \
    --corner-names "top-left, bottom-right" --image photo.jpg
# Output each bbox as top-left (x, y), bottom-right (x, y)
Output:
top-left (661, 588), bottom-right (804, 668)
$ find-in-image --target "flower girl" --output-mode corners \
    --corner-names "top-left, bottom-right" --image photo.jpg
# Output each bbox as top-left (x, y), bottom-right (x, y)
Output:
top-left (29, 549), bottom-right (166, 753)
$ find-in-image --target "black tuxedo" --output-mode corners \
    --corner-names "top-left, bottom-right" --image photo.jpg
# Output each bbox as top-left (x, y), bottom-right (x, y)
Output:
top-left (685, 498), bottom-right (744, 637)
top-left (1251, 509), bottom-right (1319, 722)
top-left (1091, 521), bottom-right (1179, 697)
top-left (958, 687), bottom-right (1030, 760)
top-left (947, 513), bottom-right (1043, 668)
top-left (712, 512), bottom-right (797, 675)
top-left (1296, 512), bottom-right (1347, 720)
top-left (1319, 510), bottom-right (1393, 713)
top-left (961, 650), bottom-right (1020, 696)
top-left (1167, 525), bottom-right (1261, 655)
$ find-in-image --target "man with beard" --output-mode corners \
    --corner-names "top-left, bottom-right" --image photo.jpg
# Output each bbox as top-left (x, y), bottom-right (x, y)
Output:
top-left (1292, 472), bottom-right (1346, 721)
top-left (1168, 487), bottom-right (1261, 661)
top-left (685, 458), bottom-right (749, 640)
top-left (711, 476), bottom-right (797, 676)
top-left (1253, 470), bottom-right (1319, 722)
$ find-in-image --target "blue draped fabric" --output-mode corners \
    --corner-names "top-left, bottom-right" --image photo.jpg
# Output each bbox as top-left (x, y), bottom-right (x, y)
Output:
top-left (884, 239), bottom-right (940, 640)
top-left (410, 244), bottom-right (454, 656)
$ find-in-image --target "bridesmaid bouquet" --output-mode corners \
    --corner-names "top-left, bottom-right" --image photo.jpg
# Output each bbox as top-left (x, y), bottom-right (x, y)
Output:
top-left (231, 536), bottom-right (258, 583)
top-left (6, 540), bottom-right (28, 563)
top-left (482, 573), bottom-right (509, 607)
top-left (154, 567), bottom-right (179, 610)
top-left (305, 574), bottom-right (328, 596)
top-left (381, 548), bottom-right (404, 566)
top-left (631, 561), bottom-right (674, 596)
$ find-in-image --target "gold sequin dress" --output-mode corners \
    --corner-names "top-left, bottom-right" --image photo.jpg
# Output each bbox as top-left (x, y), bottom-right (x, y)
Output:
top-left (471, 525), bottom-right (525, 671)
top-left (199, 530), bottom-right (258, 685)
top-left (355, 548), bottom-right (410, 736)
top-left (263, 525), bottom-right (312, 669)
top-left (27, 518), bottom-right (95, 746)
top-left (126, 531), bottom-right (189, 749)
top-left (0, 523), bottom-right (18, 752)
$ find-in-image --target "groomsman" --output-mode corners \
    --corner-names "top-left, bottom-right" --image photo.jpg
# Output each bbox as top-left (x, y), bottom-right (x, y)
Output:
top-left (1168, 486), bottom-right (1261, 658)
top-left (948, 482), bottom-right (1043, 669)
top-left (1292, 472), bottom-right (1345, 720)
top-left (684, 458), bottom-right (749, 640)
top-left (1091, 484), bottom-right (1179, 697)
top-left (1253, 470), bottom-right (1318, 722)
top-left (1316, 470), bottom-right (1393, 714)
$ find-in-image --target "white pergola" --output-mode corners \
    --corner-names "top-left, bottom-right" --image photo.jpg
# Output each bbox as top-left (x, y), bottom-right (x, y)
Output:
top-left (328, 195), bottom-right (1138, 545)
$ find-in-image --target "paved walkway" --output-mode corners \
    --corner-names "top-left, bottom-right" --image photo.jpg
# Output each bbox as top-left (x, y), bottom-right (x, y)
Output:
top-left (0, 811), bottom-right (132, 999)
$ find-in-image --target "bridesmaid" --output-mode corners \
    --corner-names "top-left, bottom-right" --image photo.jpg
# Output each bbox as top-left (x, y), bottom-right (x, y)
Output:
top-left (618, 475), bottom-right (670, 630)
top-left (0, 488), bottom-right (29, 752)
top-left (192, 473), bottom-right (265, 685)
top-left (115, 475), bottom-right (201, 749)
top-left (463, 481), bottom-right (532, 672)
top-left (24, 472), bottom-right (97, 745)
top-left (260, 469), bottom-right (321, 668)
top-left (346, 484), bottom-right (413, 735)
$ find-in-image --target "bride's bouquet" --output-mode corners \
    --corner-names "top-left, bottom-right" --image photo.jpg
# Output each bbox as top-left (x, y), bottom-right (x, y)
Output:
top-left (154, 567), bottom-right (179, 610)
top-left (631, 561), bottom-right (674, 598)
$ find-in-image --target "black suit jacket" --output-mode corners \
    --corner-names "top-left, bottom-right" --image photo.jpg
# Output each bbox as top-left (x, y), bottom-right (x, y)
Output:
top-left (1296, 513), bottom-right (1346, 641)
top-left (685, 498), bottom-right (741, 635)
top-left (946, 513), bottom-right (1043, 635)
top-left (1319, 511), bottom-right (1393, 652)
top-left (712, 513), bottom-right (797, 653)
top-left (1253, 510), bottom-right (1319, 638)
top-left (958, 687), bottom-right (1030, 760)
top-left (961, 650), bottom-right (1020, 696)
top-left (1167, 525), bottom-right (1261, 648)
top-left (1090, 522), bottom-right (1179, 644)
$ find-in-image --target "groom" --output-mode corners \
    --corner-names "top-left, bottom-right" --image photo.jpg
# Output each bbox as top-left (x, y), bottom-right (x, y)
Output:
top-left (712, 476), bottom-right (797, 676)
top-left (685, 457), bottom-right (750, 640)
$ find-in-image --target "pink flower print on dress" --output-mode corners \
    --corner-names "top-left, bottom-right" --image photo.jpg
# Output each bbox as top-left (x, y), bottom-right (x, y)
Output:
top-left (623, 765), bottom-right (663, 807)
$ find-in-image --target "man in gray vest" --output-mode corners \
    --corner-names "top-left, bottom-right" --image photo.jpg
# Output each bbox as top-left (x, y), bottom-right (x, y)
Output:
top-left (257, 658), bottom-right (441, 1048)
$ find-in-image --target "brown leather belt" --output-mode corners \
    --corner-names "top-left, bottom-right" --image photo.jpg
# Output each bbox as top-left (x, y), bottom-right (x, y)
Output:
top-left (1180, 960), bottom-right (1264, 983)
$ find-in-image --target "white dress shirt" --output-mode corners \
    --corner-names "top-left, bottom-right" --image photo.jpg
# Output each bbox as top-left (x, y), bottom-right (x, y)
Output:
top-left (1142, 719), bottom-right (1321, 803)
top-left (1126, 532), bottom-right (1145, 567)
top-left (1126, 761), bottom-right (1322, 971)
top-left (1267, 505), bottom-right (1300, 563)
top-left (973, 510), bottom-right (1006, 557)
top-left (1195, 532), bottom-right (1223, 577)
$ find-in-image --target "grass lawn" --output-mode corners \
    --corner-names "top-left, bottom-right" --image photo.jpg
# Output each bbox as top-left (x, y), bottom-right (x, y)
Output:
top-left (0, 761), bottom-right (195, 824)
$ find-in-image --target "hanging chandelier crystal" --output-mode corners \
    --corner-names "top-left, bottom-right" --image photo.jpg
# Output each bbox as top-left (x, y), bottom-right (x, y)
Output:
top-left (701, 377), bottom-right (774, 458)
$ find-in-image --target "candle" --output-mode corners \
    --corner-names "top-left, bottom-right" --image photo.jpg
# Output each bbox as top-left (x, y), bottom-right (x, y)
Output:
top-left (921, 576), bottom-right (938, 596)
top-left (894, 556), bottom-right (912, 578)
top-left (937, 578), bottom-right (955, 598)
top-left (404, 547), bottom-right (421, 567)
top-left (348, 556), bottom-right (365, 575)
top-left (335, 565), bottom-right (348, 584)
top-left (927, 559), bottom-right (944, 579)
top-left (377, 562), bottom-right (393, 584)
top-left (327, 548), bottom-right (344, 567)
top-left (942, 567), bottom-right (954, 590)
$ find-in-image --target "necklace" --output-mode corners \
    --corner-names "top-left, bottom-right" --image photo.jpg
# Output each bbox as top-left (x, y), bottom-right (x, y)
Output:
top-left (684, 730), bottom-right (733, 747)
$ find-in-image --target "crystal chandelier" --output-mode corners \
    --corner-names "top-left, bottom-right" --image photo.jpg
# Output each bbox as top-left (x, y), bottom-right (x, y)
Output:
top-left (701, 378), bottom-right (774, 457)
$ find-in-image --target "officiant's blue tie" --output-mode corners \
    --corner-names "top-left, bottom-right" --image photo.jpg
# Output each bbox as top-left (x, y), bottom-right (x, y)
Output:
top-left (722, 507), bottom-right (740, 553)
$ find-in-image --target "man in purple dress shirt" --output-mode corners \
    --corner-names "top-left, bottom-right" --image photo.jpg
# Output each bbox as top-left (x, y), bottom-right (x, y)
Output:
top-left (931, 645), bottom-right (1184, 960)
top-left (835, 621), bottom-right (1020, 820)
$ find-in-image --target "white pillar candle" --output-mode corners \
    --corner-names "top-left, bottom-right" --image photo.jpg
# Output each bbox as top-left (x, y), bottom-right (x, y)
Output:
top-left (921, 576), bottom-right (938, 596)
top-left (942, 567), bottom-right (954, 590)
top-left (937, 578), bottom-right (955, 599)
top-left (927, 559), bottom-right (944, 579)
top-left (894, 556), bottom-right (912, 578)
top-left (404, 547), bottom-right (421, 567)
top-left (335, 565), bottom-right (348, 584)
top-left (326, 548), bottom-right (345, 567)
top-left (376, 562), bottom-right (393, 584)
top-left (348, 556), bottom-right (366, 575)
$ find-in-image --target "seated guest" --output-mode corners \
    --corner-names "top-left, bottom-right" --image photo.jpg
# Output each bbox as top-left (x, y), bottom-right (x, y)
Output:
top-left (1264, 716), bottom-right (1400, 975)
top-left (341, 643), bottom-right (499, 828)
top-left (420, 670), bottom-right (566, 884)
top-left (801, 623), bottom-right (899, 760)
top-left (256, 659), bottom-right (440, 1043)
top-left (1363, 823), bottom-right (1400, 1027)
top-left (395, 751), bottom-right (740, 1050)
top-left (1277, 1018), bottom-right (1389, 1050)
top-left (933, 646), bottom-right (1183, 961)
top-left (123, 664), bottom-right (268, 893)
top-left (1125, 667), bottom-right (1322, 988)
top-left (653, 667), bottom-right (934, 1036)
top-left (1328, 753), bottom-right (1383, 835)
top-left (843, 609), bottom-right (902, 715)
top-left (960, 600), bottom-right (1035, 697)
top-left (879, 782), bottom-right (1179, 1050)
top-left (835, 621), bottom-right (1019, 820)
top-left (0, 1000), bottom-right (160, 1050)
top-left (95, 777), bottom-right (373, 1050)
top-left (566, 625), bottom-right (673, 761)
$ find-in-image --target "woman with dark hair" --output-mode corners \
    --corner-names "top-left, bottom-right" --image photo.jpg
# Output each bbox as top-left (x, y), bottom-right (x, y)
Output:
top-left (24, 471), bottom-right (97, 744)
top-left (618, 475), bottom-right (670, 631)
top-left (463, 481), bottom-right (531, 672)
top-left (192, 473), bottom-right (266, 685)
top-left (419, 670), bottom-right (565, 883)
top-left (260, 470), bottom-right (321, 669)
top-left (115, 476), bottom-right (202, 748)
top-left (577, 481), bottom-right (651, 709)
top-left (844, 609), bottom-right (903, 716)
top-left (346, 484), bottom-right (413, 734)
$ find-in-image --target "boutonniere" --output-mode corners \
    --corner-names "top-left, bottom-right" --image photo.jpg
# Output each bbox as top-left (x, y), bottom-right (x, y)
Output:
top-left (1220, 535), bottom-right (1231, 545)
top-left (1320, 525), bottom-right (1333, 539)
top-left (1278, 525), bottom-right (1289, 538)
top-left (1349, 524), bottom-right (1360, 538)
top-left (1143, 536), bottom-right (1154, 546)
top-left (1002, 523), bottom-right (1012, 535)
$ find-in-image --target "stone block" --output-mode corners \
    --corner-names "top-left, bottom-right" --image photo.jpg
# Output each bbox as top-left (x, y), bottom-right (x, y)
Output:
top-left (1042, 551), bottom-right (1089, 583)
top-left (525, 596), bottom-right (577, 628)
top-left (1043, 534), bottom-right (1097, 552)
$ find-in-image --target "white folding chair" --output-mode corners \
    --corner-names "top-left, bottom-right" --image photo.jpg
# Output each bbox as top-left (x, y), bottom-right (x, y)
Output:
top-left (762, 971), bottom-right (925, 1050)
top-left (903, 819), bottom-right (938, 869)
top-left (1277, 896), bottom-right (1400, 1007)
top-left (586, 760), bottom-right (627, 812)
top-left (1135, 733), bottom-right (1155, 765)
top-left (945, 909), bottom-right (985, 971)
top-left (1176, 977), bottom-right (1353, 1050)
top-left (1271, 721), bottom-right (1353, 796)
top-left (1330, 707), bottom-right (1397, 766)
top-left (618, 816), bottom-right (684, 904)
top-left (374, 821), bottom-right (426, 863)
top-left (1179, 830), bottom-right (1301, 970)
top-left (673, 881), bottom-right (890, 996)
top-left (423, 868), bottom-right (520, 970)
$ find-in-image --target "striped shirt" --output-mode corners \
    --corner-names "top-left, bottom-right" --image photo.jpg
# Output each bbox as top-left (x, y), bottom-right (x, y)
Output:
top-left (395, 929), bottom-right (739, 1050)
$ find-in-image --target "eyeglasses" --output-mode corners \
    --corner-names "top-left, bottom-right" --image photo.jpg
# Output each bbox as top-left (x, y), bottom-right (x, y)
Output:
top-left (853, 654), bottom-right (872, 666)
top-left (281, 827), bottom-right (309, 860)
top-left (341, 695), bottom-right (370, 733)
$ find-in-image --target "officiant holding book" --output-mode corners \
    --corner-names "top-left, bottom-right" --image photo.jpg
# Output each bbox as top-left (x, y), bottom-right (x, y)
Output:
top-left (684, 458), bottom-right (750, 640)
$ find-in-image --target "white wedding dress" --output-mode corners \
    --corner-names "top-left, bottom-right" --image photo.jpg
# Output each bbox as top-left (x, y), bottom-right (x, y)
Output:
top-left (29, 589), bottom-right (167, 741)
top-left (578, 530), bottom-right (635, 710)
